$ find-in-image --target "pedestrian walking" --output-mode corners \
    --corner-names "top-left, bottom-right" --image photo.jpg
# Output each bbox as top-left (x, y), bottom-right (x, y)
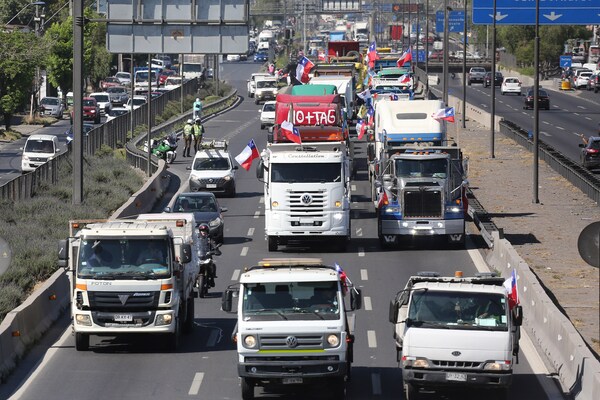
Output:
top-left (193, 118), bottom-right (205, 152)
top-left (183, 119), bottom-right (194, 157)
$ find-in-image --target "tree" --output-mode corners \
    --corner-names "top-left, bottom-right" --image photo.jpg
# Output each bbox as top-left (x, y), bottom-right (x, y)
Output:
top-left (0, 31), bottom-right (46, 129)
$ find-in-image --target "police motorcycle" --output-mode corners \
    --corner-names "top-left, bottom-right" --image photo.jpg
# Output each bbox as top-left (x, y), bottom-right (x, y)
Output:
top-left (143, 132), bottom-right (178, 163)
top-left (196, 223), bottom-right (221, 298)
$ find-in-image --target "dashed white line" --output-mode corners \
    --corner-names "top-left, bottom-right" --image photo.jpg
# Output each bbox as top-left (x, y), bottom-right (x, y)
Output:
top-left (188, 372), bottom-right (205, 395)
top-left (360, 269), bottom-right (368, 281)
top-left (367, 330), bottom-right (377, 348)
top-left (351, 184), bottom-right (356, 191)
top-left (364, 296), bottom-right (373, 311)
top-left (573, 112), bottom-right (580, 116)
top-left (355, 227), bottom-right (363, 237)
top-left (253, 211), bottom-right (260, 219)
top-left (247, 227), bottom-right (255, 236)
top-left (231, 269), bottom-right (240, 281)
top-left (585, 116), bottom-right (592, 121)
top-left (358, 247), bottom-right (365, 257)
top-left (541, 132), bottom-right (551, 137)
top-left (259, 196), bottom-right (264, 204)
top-left (371, 373), bottom-right (382, 395)
top-left (240, 247), bottom-right (249, 257)
top-left (542, 121), bottom-right (550, 125)
top-left (556, 126), bottom-right (565, 130)
top-left (577, 105), bottom-right (586, 110)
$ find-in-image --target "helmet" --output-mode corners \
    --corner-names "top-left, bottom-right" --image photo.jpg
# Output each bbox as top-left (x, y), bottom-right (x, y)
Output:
top-left (196, 98), bottom-right (200, 102)
top-left (187, 119), bottom-right (193, 124)
top-left (195, 118), bottom-right (201, 124)
top-left (198, 224), bottom-right (210, 234)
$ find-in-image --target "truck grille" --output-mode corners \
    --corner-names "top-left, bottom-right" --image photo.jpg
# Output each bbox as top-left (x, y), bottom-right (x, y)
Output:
top-left (288, 191), bottom-right (326, 217)
top-left (431, 360), bottom-right (483, 369)
top-left (259, 334), bottom-right (324, 350)
top-left (403, 189), bottom-right (442, 218)
top-left (88, 291), bottom-right (159, 311)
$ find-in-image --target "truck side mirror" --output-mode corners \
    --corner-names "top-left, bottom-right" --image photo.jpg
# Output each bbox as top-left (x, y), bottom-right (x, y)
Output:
top-left (350, 288), bottom-right (362, 310)
top-left (389, 300), bottom-right (399, 323)
top-left (462, 158), bottom-right (469, 177)
top-left (180, 243), bottom-right (192, 264)
top-left (367, 143), bottom-right (375, 162)
top-left (58, 239), bottom-right (68, 269)
top-left (256, 158), bottom-right (265, 181)
top-left (513, 305), bottom-right (523, 326)
top-left (222, 289), bottom-right (234, 312)
top-left (163, 206), bottom-right (171, 212)
top-left (383, 174), bottom-right (393, 183)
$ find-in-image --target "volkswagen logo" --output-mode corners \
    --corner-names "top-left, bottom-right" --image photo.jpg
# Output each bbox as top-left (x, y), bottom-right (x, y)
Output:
top-left (300, 193), bottom-right (313, 205)
top-left (451, 351), bottom-right (461, 357)
top-left (286, 336), bottom-right (299, 348)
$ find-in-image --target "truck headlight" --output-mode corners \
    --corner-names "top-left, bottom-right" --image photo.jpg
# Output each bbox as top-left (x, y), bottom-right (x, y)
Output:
top-left (156, 314), bottom-right (172, 326)
top-left (326, 334), bottom-right (340, 347)
top-left (483, 361), bottom-right (511, 371)
top-left (383, 206), bottom-right (400, 214)
top-left (401, 356), bottom-right (430, 368)
top-left (271, 201), bottom-right (279, 208)
top-left (445, 205), bottom-right (462, 213)
top-left (333, 212), bottom-right (344, 221)
top-left (75, 314), bottom-right (92, 326)
top-left (243, 335), bottom-right (257, 348)
top-left (334, 200), bottom-right (342, 208)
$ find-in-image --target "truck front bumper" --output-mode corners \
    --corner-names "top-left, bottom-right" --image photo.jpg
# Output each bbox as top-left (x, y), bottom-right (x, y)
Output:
top-left (238, 359), bottom-right (347, 380)
top-left (73, 309), bottom-right (176, 334)
top-left (403, 369), bottom-right (512, 389)
top-left (380, 218), bottom-right (464, 236)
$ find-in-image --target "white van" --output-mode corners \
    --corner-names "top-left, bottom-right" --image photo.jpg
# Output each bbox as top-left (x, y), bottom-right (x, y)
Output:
top-left (21, 134), bottom-right (61, 173)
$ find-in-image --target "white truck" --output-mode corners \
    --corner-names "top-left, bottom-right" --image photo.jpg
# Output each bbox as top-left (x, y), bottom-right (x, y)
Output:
top-left (247, 72), bottom-right (272, 98)
top-left (389, 271), bottom-right (522, 399)
top-left (221, 258), bottom-right (362, 400)
top-left (58, 216), bottom-right (201, 351)
top-left (182, 54), bottom-right (205, 81)
top-left (256, 142), bottom-right (352, 252)
top-left (308, 75), bottom-right (356, 121)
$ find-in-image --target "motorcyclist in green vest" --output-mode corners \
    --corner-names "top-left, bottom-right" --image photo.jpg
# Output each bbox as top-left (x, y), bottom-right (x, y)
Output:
top-left (183, 119), bottom-right (194, 157)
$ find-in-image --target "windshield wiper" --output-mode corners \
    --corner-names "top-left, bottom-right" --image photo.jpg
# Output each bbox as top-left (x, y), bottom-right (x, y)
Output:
top-left (250, 308), bottom-right (288, 320)
top-left (291, 307), bottom-right (325, 320)
top-left (128, 271), bottom-right (157, 280)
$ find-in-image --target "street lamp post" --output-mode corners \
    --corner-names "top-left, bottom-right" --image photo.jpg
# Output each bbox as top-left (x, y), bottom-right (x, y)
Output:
top-left (30, 2), bottom-right (45, 119)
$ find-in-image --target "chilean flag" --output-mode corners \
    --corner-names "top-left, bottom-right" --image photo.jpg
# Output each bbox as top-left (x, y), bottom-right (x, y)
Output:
top-left (281, 120), bottom-right (302, 144)
top-left (234, 139), bottom-right (260, 171)
top-left (377, 187), bottom-right (389, 209)
top-left (432, 107), bottom-right (455, 123)
top-left (399, 74), bottom-right (411, 85)
top-left (367, 41), bottom-right (379, 69)
top-left (295, 56), bottom-right (314, 84)
top-left (396, 47), bottom-right (412, 67)
top-left (503, 269), bottom-right (519, 309)
top-left (334, 263), bottom-right (349, 294)
top-left (356, 119), bottom-right (367, 140)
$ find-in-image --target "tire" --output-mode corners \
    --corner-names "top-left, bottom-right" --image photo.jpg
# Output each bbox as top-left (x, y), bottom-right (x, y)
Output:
top-left (501, 91), bottom-right (505, 95)
top-left (241, 377), bottom-right (255, 400)
top-left (228, 186), bottom-right (236, 198)
top-left (330, 377), bottom-right (346, 400)
top-left (260, 124), bottom-right (265, 130)
top-left (267, 236), bottom-right (277, 251)
top-left (75, 332), bottom-right (90, 351)
top-left (183, 296), bottom-right (194, 334)
top-left (254, 99), bottom-right (259, 105)
top-left (197, 275), bottom-right (207, 298)
top-left (167, 313), bottom-right (181, 351)
top-left (468, 80), bottom-right (471, 86)
top-left (405, 383), bottom-right (419, 400)
top-left (95, 116), bottom-right (101, 124)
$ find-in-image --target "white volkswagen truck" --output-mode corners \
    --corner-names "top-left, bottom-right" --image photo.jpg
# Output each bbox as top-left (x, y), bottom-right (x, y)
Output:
top-left (222, 258), bottom-right (362, 400)
top-left (389, 271), bottom-right (523, 399)
top-left (58, 216), bottom-right (200, 351)
top-left (256, 142), bottom-right (352, 251)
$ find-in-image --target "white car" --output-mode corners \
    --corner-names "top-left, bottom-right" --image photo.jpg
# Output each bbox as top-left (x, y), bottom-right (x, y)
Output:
top-left (186, 141), bottom-right (238, 197)
top-left (247, 72), bottom-right (272, 97)
top-left (125, 95), bottom-right (147, 110)
top-left (500, 77), bottom-right (522, 95)
top-left (226, 54), bottom-right (241, 62)
top-left (105, 107), bottom-right (129, 122)
top-left (114, 71), bottom-right (131, 86)
top-left (259, 101), bottom-right (276, 130)
top-left (21, 134), bottom-right (61, 173)
top-left (89, 92), bottom-right (112, 116)
top-left (574, 71), bottom-right (593, 89)
top-left (164, 76), bottom-right (182, 91)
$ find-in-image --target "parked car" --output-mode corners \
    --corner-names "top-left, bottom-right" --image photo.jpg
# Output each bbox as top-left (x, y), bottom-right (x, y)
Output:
top-left (523, 88), bottom-right (550, 110)
top-left (586, 73), bottom-right (599, 93)
top-left (105, 86), bottom-right (129, 106)
top-left (259, 100), bottom-right (276, 129)
top-left (484, 71), bottom-right (503, 87)
top-left (100, 76), bottom-right (122, 91)
top-left (89, 92), bottom-right (112, 116)
top-left (500, 77), bottom-right (522, 95)
top-left (580, 136), bottom-right (600, 169)
top-left (82, 97), bottom-right (101, 124)
top-left (165, 192), bottom-right (227, 243)
top-left (39, 96), bottom-right (64, 119)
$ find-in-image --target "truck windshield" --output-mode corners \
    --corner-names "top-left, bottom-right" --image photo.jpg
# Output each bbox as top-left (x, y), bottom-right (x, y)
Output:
top-left (77, 239), bottom-right (171, 279)
top-left (395, 158), bottom-right (447, 178)
top-left (242, 282), bottom-right (340, 321)
top-left (408, 290), bottom-right (508, 330)
top-left (183, 64), bottom-right (203, 73)
top-left (271, 162), bottom-right (341, 183)
top-left (257, 80), bottom-right (277, 88)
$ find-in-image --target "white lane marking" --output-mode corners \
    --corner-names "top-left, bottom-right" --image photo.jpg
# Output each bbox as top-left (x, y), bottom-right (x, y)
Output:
top-left (467, 248), bottom-right (489, 273)
top-left (371, 373), bottom-right (382, 395)
top-left (259, 196), bottom-right (264, 204)
top-left (351, 184), bottom-right (356, 191)
top-left (573, 112), bottom-right (580, 116)
top-left (8, 328), bottom-right (72, 399)
top-left (253, 211), bottom-right (260, 219)
top-left (585, 116), bottom-right (592, 121)
top-left (188, 372), bottom-right (205, 395)
top-left (355, 227), bottom-right (363, 237)
top-left (223, 119), bottom-right (256, 141)
top-left (231, 269), bottom-right (240, 281)
top-left (240, 247), bottom-right (248, 257)
top-left (247, 227), bottom-right (255, 236)
top-left (360, 269), bottom-right (368, 281)
top-left (367, 330), bottom-right (377, 348)
top-left (577, 105), bottom-right (586, 110)
top-left (364, 296), bottom-right (373, 311)
top-left (556, 126), bottom-right (565, 130)
top-left (358, 247), bottom-right (365, 257)
top-left (542, 121), bottom-right (550, 125)
top-left (541, 131), bottom-right (551, 137)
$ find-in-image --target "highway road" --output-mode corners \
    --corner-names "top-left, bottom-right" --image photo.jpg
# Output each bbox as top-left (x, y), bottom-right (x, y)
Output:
top-left (0, 62), bottom-right (564, 400)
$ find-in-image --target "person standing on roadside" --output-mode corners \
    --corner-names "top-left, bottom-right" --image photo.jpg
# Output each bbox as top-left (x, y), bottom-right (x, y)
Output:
top-left (183, 119), bottom-right (193, 157)
top-left (193, 118), bottom-right (205, 152)
top-left (193, 97), bottom-right (203, 120)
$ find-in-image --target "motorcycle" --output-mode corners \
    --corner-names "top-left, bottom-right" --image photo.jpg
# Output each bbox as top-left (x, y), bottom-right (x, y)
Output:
top-left (196, 243), bottom-right (221, 298)
top-left (144, 132), bottom-right (178, 163)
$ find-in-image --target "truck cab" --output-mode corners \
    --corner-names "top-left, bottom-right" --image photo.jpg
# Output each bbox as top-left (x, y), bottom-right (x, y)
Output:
top-left (247, 72), bottom-right (271, 98)
top-left (222, 258), bottom-right (362, 400)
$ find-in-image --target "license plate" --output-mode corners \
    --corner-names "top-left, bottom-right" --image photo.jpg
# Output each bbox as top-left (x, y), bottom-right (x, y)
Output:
top-left (282, 378), bottom-right (303, 384)
top-left (114, 314), bottom-right (133, 322)
top-left (206, 183), bottom-right (217, 188)
top-left (446, 372), bottom-right (467, 382)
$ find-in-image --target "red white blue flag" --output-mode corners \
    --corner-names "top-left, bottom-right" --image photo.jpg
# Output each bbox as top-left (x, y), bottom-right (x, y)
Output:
top-left (432, 107), bottom-right (455, 123)
top-left (281, 120), bottom-right (302, 144)
top-left (295, 56), bottom-right (314, 84)
top-left (503, 269), bottom-right (519, 309)
top-left (399, 74), bottom-right (411, 85)
top-left (234, 139), bottom-right (260, 171)
top-left (367, 41), bottom-right (379, 69)
top-left (396, 47), bottom-right (413, 67)
top-left (334, 262), bottom-right (349, 294)
top-left (356, 119), bottom-right (367, 140)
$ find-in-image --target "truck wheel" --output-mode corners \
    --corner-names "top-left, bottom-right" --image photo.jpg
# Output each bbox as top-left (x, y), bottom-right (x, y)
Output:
top-left (254, 99), bottom-right (259, 105)
top-left (335, 237), bottom-right (348, 252)
top-left (240, 377), bottom-right (255, 400)
top-left (405, 383), bottom-right (419, 400)
top-left (330, 377), bottom-right (346, 399)
top-left (167, 314), bottom-right (181, 351)
top-left (267, 236), bottom-right (278, 251)
top-left (197, 275), bottom-right (207, 298)
top-left (260, 124), bottom-right (265, 130)
top-left (75, 332), bottom-right (89, 351)
top-left (491, 388), bottom-right (509, 400)
top-left (183, 296), bottom-right (195, 334)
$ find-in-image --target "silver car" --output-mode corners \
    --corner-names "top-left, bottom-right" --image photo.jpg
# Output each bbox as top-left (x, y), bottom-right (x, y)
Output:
top-left (39, 97), bottom-right (64, 119)
top-left (106, 86), bottom-right (129, 106)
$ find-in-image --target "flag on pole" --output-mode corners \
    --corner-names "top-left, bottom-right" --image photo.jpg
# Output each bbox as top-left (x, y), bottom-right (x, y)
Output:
top-left (367, 41), bottom-right (379, 69)
top-left (432, 107), bottom-right (455, 123)
top-left (334, 262), bottom-right (349, 294)
top-left (377, 187), bottom-right (389, 209)
top-left (295, 56), bottom-right (314, 84)
top-left (396, 47), bottom-right (413, 67)
top-left (399, 74), bottom-right (411, 85)
top-left (281, 120), bottom-right (302, 144)
top-left (234, 139), bottom-right (260, 171)
top-left (356, 119), bottom-right (367, 140)
top-left (503, 269), bottom-right (519, 309)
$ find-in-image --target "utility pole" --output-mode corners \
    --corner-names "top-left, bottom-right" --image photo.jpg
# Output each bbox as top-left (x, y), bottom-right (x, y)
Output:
top-left (30, 3), bottom-right (44, 119)
top-left (462, 0), bottom-right (467, 129)
top-left (425, 0), bottom-right (429, 95)
top-left (442, 0), bottom-right (450, 105)
top-left (490, 0), bottom-right (497, 158)
top-left (73, 0), bottom-right (84, 204)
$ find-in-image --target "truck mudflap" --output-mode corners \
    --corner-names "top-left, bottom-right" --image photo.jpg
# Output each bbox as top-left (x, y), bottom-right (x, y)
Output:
top-left (238, 359), bottom-right (348, 380)
top-left (402, 369), bottom-right (512, 389)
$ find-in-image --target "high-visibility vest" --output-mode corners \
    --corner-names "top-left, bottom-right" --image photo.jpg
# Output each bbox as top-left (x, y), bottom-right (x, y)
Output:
top-left (183, 124), bottom-right (193, 138)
